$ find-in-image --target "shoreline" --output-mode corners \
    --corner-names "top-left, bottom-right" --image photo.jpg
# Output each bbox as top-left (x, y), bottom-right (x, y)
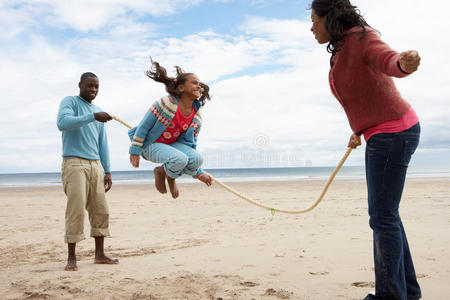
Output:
top-left (0, 175), bottom-right (448, 189)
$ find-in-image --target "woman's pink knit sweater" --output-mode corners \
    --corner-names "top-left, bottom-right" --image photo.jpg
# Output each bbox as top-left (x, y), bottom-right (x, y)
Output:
top-left (329, 27), bottom-right (411, 135)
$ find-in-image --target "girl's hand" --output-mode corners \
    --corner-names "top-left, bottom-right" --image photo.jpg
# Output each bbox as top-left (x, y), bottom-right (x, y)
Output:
top-left (197, 173), bottom-right (213, 186)
top-left (130, 154), bottom-right (140, 168)
top-left (348, 133), bottom-right (361, 149)
top-left (399, 50), bottom-right (420, 74)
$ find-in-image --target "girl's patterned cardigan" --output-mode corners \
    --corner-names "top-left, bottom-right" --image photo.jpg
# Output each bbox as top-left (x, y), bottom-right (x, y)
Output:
top-left (128, 95), bottom-right (203, 156)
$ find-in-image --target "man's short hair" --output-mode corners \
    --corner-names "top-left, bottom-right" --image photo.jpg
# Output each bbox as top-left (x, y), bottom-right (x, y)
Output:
top-left (80, 72), bottom-right (98, 82)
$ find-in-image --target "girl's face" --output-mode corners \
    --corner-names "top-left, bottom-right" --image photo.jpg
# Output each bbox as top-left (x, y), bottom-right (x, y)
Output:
top-left (178, 74), bottom-right (202, 99)
top-left (311, 10), bottom-right (329, 44)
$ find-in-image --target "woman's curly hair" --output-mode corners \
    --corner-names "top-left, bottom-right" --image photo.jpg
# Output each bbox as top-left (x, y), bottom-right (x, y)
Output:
top-left (311, 0), bottom-right (370, 56)
top-left (145, 58), bottom-right (211, 106)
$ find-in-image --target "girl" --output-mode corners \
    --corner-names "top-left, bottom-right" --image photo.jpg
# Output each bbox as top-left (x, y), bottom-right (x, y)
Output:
top-left (129, 59), bottom-right (213, 198)
top-left (310, 1), bottom-right (422, 299)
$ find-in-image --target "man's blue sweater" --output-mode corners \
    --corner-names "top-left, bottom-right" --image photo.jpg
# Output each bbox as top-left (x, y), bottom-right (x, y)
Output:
top-left (57, 96), bottom-right (110, 173)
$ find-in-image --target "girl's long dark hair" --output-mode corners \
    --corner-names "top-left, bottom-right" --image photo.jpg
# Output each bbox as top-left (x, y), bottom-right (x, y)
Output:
top-left (311, 0), bottom-right (370, 56)
top-left (145, 58), bottom-right (211, 106)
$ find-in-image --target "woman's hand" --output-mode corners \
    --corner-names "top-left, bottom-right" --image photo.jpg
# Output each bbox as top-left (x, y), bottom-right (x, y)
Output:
top-left (197, 173), bottom-right (213, 186)
top-left (399, 50), bottom-right (420, 74)
top-left (130, 154), bottom-right (140, 168)
top-left (348, 133), bottom-right (362, 149)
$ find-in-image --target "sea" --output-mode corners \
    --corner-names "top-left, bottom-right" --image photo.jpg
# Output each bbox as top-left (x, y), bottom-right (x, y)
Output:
top-left (0, 165), bottom-right (449, 187)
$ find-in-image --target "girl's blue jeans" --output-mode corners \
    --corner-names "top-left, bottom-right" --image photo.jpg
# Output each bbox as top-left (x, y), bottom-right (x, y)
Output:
top-left (364, 123), bottom-right (422, 300)
top-left (142, 142), bottom-right (202, 179)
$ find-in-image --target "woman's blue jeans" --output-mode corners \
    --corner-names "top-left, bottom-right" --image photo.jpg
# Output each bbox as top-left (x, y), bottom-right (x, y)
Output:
top-left (364, 123), bottom-right (422, 300)
top-left (142, 142), bottom-right (203, 179)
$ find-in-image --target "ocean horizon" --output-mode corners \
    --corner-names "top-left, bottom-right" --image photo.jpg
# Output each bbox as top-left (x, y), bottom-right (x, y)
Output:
top-left (0, 165), bottom-right (449, 187)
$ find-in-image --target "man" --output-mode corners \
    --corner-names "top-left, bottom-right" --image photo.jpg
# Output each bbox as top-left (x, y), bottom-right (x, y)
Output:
top-left (57, 72), bottom-right (118, 271)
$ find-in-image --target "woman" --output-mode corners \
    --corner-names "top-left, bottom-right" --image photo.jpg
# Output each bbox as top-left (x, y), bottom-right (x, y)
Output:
top-left (310, 1), bottom-right (422, 299)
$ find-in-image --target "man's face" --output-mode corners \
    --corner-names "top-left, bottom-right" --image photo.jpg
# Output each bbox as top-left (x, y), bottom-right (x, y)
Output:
top-left (79, 76), bottom-right (99, 102)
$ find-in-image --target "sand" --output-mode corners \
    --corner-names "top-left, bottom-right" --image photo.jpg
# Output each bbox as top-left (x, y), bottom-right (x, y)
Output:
top-left (0, 178), bottom-right (448, 299)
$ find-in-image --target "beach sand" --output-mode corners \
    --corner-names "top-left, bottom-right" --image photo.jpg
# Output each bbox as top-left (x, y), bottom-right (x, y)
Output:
top-left (0, 178), bottom-right (448, 299)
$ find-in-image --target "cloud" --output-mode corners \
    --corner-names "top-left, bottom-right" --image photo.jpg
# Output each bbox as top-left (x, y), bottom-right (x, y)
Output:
top-left (0, 0), bottom-right (205, 32)
top-left (145, 32), bottom-right (278, 82)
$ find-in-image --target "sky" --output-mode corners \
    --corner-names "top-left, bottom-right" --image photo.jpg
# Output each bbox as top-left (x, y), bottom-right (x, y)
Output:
top-left (1, 0), bottom-right (449, 173)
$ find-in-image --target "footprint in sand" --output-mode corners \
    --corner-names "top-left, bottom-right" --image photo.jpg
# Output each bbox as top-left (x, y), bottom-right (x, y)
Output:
top-left (119, 277), bottom-right (144, 284)
top-left (31, 269), bottom-right (51, 273)
top-left (352, 281), bottom-right (375, 288)
top-left (23, 292), bottom-right (51, 298)
top-left (264, 288), bottom-right (294, 299)
top-left (240, 281), bottom-right (259, 287)
top-left (308, 271), bottom-right (329, 275)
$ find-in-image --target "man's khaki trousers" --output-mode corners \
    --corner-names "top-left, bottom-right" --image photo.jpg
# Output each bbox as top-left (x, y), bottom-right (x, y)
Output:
top-left (61, 157), bottom-right (110, 243)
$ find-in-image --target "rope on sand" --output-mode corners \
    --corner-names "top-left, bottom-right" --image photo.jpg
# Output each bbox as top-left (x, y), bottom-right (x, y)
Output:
top-left (111, 115), bottom-right (353, 215)
top-left (208, 148), bottom-right (352, 214)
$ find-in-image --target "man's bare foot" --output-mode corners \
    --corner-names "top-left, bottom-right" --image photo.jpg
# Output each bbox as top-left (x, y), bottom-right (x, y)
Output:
top-left (166, 176), bottom-right (179, 199)
top-left (153, 166), bottom-right (167, 194)
top-left (64, 259), bottom-right (78, 271)
top-left (94, 255), bottom-right (119, 265)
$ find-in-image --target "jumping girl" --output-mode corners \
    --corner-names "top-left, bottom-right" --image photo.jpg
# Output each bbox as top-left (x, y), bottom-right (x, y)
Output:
top-left (129, 59), bottom-right (213, 198)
